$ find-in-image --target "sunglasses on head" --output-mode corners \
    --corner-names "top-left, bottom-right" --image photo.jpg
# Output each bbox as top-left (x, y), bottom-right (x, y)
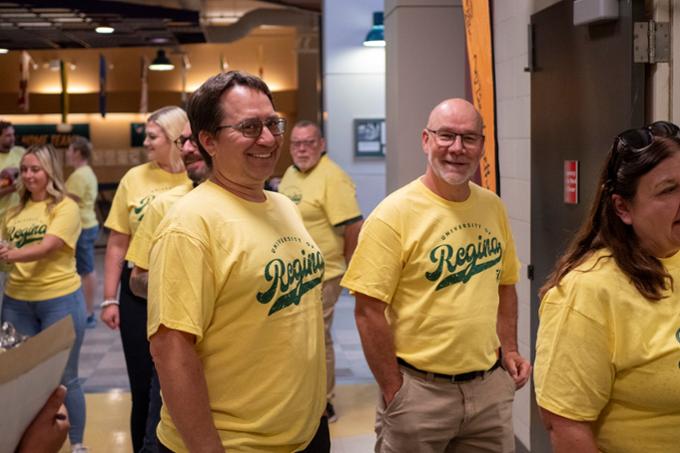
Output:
top-left (615, 121), bottom-right (680, 152)
top-left (606, 121), bottom-right (680, 190)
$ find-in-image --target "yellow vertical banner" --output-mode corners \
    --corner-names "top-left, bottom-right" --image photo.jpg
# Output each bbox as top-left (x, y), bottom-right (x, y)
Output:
top-left (462, 0), bottom-right (498, 194)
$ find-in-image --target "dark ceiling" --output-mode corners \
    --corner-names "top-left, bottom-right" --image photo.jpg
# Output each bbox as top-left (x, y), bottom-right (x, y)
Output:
top-left (0, 0), bottom-right (321, 50)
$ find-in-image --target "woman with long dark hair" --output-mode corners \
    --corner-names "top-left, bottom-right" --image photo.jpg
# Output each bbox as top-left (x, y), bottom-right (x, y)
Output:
top-left (535, 122), bottom-right (680, 451)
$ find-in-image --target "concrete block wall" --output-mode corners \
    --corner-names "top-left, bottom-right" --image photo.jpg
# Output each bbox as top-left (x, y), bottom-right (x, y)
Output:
top-left (492, 0), bottom-right (534, 448)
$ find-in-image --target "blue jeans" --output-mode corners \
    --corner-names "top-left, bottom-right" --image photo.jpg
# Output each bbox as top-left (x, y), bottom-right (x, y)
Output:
top-left (2, 289), bottom-right (87, 444)
top-left (75, 225), bottom-right (99, 275)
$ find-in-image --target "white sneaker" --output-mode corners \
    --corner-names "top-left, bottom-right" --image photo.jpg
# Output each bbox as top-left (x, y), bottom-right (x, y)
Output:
top-left (71, 443), bottom-right (89, 453)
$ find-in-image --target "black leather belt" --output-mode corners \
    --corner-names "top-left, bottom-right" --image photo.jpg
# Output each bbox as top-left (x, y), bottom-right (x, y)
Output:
top-left (397, 357), bottom-right (501, 383)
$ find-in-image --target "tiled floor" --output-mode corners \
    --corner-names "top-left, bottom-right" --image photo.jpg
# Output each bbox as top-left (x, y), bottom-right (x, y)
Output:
top-left (66, 249), bottom-right (378, 452)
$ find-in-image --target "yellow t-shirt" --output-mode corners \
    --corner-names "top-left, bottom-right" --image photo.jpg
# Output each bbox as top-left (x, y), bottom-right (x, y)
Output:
top-left (534, 249), bottom-right (680, 452)
top-left (65, 165), bottom-right (99, 229)
top-left (104, 162), bottom-right (190, 238)
top-left (0, 146), bottom-right (25, 221)
top-left (126, 183), bottom-right (192, 270)
top-left (341, 178), bottom-right (520, 375)
top-left (3, 197), bottom-right (81, 300)
top-left (279, 155), bottom-right (362, 280)
top-left (147, 180), bottom-right (325, 452)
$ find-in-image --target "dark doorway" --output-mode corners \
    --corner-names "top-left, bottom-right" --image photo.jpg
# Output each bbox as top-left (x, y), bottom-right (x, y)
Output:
top-left (529, 0), bottom-right (645, 451)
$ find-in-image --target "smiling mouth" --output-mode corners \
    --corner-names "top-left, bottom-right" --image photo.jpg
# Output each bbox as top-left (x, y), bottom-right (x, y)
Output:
top-left (249, 151), bottom-right (274, 159)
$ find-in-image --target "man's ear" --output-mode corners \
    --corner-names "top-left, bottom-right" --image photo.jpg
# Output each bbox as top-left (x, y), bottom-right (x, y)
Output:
top-left (421, 129), bottom-right (431, 155)
top-left (198, 130), bottom-right (218, 158)
top-left (612, 194), bottom-right (633, 225)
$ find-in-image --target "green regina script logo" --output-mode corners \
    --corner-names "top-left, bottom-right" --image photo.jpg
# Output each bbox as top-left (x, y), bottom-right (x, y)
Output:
top-left (7, 223), bottom-right (47, 248)
top-left (426, 233), bottom-right (503, 291)
top-left (257, 247), bottom-right (325, 316)
top-left (132, 194), bottom-right (156, 223)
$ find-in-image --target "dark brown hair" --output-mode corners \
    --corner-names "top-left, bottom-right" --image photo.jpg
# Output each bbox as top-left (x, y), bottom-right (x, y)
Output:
top-left (540, 135), bottom-right (680, 301)
top-left (187, 71), bottom-right (274, 169)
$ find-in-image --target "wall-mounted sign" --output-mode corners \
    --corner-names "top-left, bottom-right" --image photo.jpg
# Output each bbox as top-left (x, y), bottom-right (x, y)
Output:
top-left (131, 123), bottom-right (146, 147)
top-left (564, 160), bottom-right (579, 204)
top-left (354, 118), bottom-right (385, 157)
top-left (14, 124), bottom-right (90, 149)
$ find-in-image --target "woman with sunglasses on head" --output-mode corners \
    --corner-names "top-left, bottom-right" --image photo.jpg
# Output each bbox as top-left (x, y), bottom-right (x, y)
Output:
top-left (101, 106), bottom-right (190, 452)
top-left (0, 145), bottom-right (88, 452)
top-left (534, 121), bottom-right (680, 452)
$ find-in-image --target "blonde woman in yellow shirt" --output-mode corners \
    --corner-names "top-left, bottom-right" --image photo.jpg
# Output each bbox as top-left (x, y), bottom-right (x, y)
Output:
top-left (535, 122), bottom-right (680, 452)
top-left (101, 106), bottom-right (190, 452)
top-left (0, 144), bottom-right (87, 452)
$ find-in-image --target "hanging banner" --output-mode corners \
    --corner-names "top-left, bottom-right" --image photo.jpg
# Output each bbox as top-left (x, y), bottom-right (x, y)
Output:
top-left (18, 51), bottom-right (34, 112)
top-left (99, 54), bottom-right (107, 118)
top-left (257, 45), bottom-right (264, 79)
top-left (180, 54), bottom-right (190, 108)
top-left (462, 0), bottom-right (499, 194)
top-left (140, 55), bottom-right (149, 114)
top-left (219, 53), bottom-right (229, 73)
top-left (59, 60), bottom-right (69, 124)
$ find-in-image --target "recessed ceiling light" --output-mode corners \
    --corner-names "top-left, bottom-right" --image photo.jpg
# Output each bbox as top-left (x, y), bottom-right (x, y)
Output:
top-left (95, 25), bottom-right (114, 33)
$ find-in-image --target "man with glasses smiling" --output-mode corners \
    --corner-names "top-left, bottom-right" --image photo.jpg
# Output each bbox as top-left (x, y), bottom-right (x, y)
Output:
top-left (342, 98), bottom-right (530, 452)
top-left (279, 120), bottom-right (363, 423)
top-left (147, 71), bottom-right (328, 453)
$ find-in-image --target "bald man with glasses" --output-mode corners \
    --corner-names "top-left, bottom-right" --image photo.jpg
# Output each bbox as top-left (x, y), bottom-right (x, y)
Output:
top-left (342, 99), bottom-right (531, 453)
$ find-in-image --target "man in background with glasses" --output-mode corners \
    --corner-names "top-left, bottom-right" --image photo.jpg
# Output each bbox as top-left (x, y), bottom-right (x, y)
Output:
top-left (278, 121), bottom-right (364, 423)
top-left (147, 71), bottom-right (329, 453)
top-left (342, 98), bottom-right (531, 452)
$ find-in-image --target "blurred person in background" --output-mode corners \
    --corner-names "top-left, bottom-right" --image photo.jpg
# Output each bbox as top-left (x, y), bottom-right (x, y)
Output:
top-left (101, 106), bottom-right (190, 452)
top-left (65, 136), bottom-right (99, 329)
top-left (278, 120), bottom-right (363, 421)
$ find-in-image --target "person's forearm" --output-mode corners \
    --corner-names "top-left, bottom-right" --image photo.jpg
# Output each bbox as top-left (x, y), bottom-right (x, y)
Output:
top-left (0, 185), bottom-right (15, 197)
top-left (7, 243), bottom-right (56, 262)
top-left (129, 267), bottom-right (148, 299)
top-left (343, 220), bottom-right (363, 264)
top-left (103, 232), bottom-right (129, 299)
top-left (541, 409), bottom-right (599, 453)
top-left (497, 285), bottom-right (519, 353)
top-left (151, 329), bottom-right (223, 452)
top-left (4, 236), bottom-right (63, 263)
top-left (355, 295), bottom-right (402, 400)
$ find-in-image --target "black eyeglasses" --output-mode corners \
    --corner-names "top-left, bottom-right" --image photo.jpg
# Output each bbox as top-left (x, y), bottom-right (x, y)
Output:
top-left (174, 135), bottom-right (196, 149)
top-left (216, 117), bottom-right (286, 138)
top-left (425, 128), bottom-right (484, 148)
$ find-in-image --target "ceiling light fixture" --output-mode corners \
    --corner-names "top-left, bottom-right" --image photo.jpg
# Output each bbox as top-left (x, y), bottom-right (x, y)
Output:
top-left (149, 49), bottom-right (174, 71)
top-left (363, 12), bottom-right (385, 47)
top-left (95, 24), bottom-right (114, 34)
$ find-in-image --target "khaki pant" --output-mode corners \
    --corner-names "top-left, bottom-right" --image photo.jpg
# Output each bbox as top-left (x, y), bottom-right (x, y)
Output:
top-left (375, 366), bottom-right (516, 453)
top-left (322, 276), bottom-right (343, 401)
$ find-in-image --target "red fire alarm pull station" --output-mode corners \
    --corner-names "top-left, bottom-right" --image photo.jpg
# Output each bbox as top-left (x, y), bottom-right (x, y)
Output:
top-left (564, 160), bottom-right (579, 204)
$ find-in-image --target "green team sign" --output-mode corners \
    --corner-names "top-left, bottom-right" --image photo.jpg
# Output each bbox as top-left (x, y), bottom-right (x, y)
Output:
top-left (13, 124), bottom-right (90, 149)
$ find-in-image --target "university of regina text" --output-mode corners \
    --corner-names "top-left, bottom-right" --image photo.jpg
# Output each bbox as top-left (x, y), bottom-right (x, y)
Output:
top-left (426, 234), bottom-right (502, 290)
top-left (257, 248), bottom-right (325, 316)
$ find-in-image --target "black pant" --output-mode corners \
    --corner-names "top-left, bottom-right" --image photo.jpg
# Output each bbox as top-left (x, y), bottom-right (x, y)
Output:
top-left (119, 264), bottom-right (161, 452)
top-left (157, 416), bottom-right (331, 452)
